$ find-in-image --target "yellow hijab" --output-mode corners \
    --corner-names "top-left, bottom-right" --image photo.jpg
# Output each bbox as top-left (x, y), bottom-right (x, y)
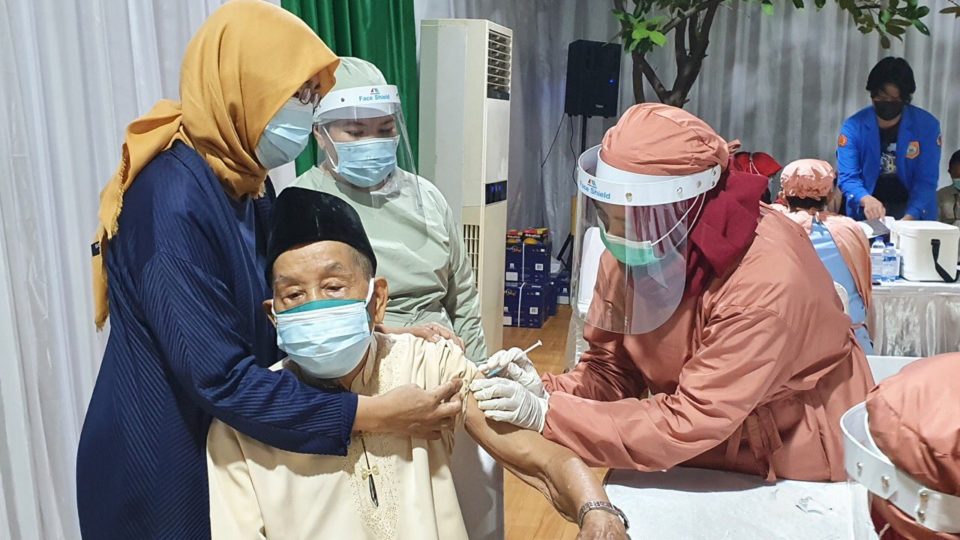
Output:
top-left (93, 0), bottom-right (338, 329)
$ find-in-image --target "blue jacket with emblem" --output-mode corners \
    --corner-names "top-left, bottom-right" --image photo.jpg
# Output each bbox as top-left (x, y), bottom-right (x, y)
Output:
top-left (836, 104), bottom-right (941, 220)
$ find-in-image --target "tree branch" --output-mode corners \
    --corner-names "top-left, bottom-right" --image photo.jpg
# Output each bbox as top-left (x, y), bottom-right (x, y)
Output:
top-left (675, 0), bottom-right (721, 103)
top-left (675, 18), bottom-right (689, 66)
top-left (613, 0), bottom-right (630, 40)
top-left (637, 54), bottom-right (669, 103)
top-left (661, 1), bottom-right (715, 34)
top-left (687, 11), bottom-right (699, 57)
top-left (691, 0), bottom-right (721, 58)
top-left (631, 50), bottom-right (646, 103)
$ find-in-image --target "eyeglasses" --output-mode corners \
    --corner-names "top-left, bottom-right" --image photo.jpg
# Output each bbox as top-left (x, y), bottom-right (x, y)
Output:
top-left (295, 86), bottom-right (322, 107)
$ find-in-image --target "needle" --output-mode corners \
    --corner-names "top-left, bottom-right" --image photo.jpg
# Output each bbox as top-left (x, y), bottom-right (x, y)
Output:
top-left (486, 340), bottom-right (543, 377)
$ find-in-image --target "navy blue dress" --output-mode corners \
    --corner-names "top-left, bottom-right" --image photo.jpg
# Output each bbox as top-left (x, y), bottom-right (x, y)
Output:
top-left (77, 142), bottom-right (357, 539)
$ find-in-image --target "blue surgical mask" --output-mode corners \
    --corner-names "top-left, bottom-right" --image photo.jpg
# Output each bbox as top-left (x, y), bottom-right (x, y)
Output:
top-left (331, 136), bottom-right (399, 188)
top-left (274, 279), bottom-right (375, 380)
top-left (255, 98), bottom-right (314, 170)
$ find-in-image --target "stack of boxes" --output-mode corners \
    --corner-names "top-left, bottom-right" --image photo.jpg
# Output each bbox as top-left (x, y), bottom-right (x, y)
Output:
top-left (503, 228), bottom-right (554, 328)
top-left (550, 270), bottom-right (570, 306)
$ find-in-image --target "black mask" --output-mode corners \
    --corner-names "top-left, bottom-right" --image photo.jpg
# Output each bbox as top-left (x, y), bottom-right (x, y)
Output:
top-left (874, 101), bottom-right (904, 121)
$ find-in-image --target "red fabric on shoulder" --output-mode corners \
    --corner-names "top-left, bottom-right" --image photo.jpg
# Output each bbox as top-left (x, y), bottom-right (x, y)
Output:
top-left (684, 167), bottom-right (768, 298)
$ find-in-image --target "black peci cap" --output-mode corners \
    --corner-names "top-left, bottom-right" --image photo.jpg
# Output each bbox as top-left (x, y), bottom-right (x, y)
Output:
top-left (265, 187), bottom-right (377, 283)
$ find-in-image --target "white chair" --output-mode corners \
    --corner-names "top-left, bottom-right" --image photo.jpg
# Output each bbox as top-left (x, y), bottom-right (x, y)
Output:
top-left (565, 227), bottom-right (603, 370)
top-left (834, 281), bottom-right (850, 314)
top-left (451, 433), bottom-right (503, 540)
top-left (865, 355), bottom-right (921, 384)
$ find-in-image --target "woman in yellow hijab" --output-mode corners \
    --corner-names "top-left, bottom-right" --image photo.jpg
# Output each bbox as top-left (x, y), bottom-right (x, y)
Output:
top-left (77, 3), bottom-right (462, 538)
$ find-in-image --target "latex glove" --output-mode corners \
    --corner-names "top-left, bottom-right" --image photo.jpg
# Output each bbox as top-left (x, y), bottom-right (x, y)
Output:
top-left (470, 377), bottom-right (548, 432)
top-left (480, 347), bottom-right (546, 398)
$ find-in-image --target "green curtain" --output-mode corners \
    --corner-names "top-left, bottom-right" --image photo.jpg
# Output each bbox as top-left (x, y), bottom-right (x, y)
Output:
top-left (282, 0), bottom-right (420, 176)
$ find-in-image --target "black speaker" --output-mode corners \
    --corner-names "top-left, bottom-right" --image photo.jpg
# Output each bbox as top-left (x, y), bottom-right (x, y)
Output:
top-left (564, 40), bottom-right (622, 118)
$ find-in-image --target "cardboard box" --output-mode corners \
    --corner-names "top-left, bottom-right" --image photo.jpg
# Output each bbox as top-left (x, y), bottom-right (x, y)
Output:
top-left (504, 241), bottom-right (552, 284)
top-left (544, 281), bottom-right (557, 316)
top-left (521, 227), bottom-right (550, 244)
top-left (503, 282), bottom-right (548, 328)
top-left (505, 243), bottom-right (524, 282)
top-left (551, 271), bottom-right (571, 305)
top-left (521, 241), bottom-right (551, 284)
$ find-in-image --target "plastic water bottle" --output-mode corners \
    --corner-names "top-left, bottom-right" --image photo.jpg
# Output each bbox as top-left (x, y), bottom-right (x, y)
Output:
top-left (882, 243), bottom-right (898, 283)
top-left (871, 239), bottom-right (885, 283)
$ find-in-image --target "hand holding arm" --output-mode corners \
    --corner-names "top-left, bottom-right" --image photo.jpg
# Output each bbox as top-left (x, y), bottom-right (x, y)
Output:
top-left (378, 323), bottom-right (465, 351)
top-left (355, 379), bottom-right (463, 439)
top-left (463, 391), bottom-right (626, 539)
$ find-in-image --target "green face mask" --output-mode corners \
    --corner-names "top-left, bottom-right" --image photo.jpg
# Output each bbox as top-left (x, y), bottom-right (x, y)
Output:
top-left (952, 179), bottom-right (960, 191)
top-left (280, 298), bottom-right (360, 314)
top-left (599, 227), bottom-right (661, 266)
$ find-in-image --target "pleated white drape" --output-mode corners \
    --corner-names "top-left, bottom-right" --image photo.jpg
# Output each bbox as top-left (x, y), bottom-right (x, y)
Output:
top-left (676, 1), bottom-right (960, 196)
top-left (0, 2), bottom-right (291, 537)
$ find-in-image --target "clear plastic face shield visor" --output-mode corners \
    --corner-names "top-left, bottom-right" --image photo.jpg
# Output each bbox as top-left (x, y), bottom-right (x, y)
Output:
top-left (571, 144), bottom-right (718, 334)
top-left (313, 84), bottom-right (427, 248)
top-left (841, 403), bottom-right (960, 537)
top-left (314, 85), bottom-right (420, 199)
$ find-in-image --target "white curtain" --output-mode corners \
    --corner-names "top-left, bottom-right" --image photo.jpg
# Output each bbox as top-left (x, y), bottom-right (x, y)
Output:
top-left (414, 0), bottom-right (960, 249)
top-left (0, 1), bottom-right (261, 537)
top-left (415, 0), bottom-right (621, 249)
top-left (656, 0), bottom-right (960, 195)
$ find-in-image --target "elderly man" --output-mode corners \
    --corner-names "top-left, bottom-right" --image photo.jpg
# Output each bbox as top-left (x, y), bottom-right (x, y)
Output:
top-left (206, 188), bottom-right (627, 540)
top-left (775, 159), bottom-right (873, 354)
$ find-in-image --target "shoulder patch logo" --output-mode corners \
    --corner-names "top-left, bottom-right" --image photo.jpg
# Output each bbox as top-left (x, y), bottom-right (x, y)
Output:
top-left (906, 141), bottom-right (920, 159)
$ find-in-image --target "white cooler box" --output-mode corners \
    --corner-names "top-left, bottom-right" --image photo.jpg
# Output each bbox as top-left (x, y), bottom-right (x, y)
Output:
top-left (892, 221), bottom-right (959, 282)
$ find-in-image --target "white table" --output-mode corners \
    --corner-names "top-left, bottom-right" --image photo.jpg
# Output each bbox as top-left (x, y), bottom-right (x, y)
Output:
top-left (869, 280), bottom-right (960, 356)
top-left (605, 467), bottom-right (877, 540)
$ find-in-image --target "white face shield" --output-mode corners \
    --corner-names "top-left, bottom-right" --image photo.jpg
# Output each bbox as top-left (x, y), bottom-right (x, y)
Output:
top-left (571, 144), bottom-right (718, 334)
top-left (841, 403), bottom-right (960, 535)
top-left (314, 85), bottom-right (419, 195)
top-left (313, 84), bottom-right (427, 248)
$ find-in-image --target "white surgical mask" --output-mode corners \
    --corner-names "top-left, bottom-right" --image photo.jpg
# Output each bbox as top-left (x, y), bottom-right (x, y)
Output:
top-left (274, 280), bottom-right (375, 379)
top-left (328, 132), bottom-right (399, 188)
top-left (256, 98), bottom-right (314, 170)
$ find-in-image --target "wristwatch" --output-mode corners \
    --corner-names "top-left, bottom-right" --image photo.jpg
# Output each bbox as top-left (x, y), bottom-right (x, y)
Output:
top-left (577, 500), bottom-right (629, 531)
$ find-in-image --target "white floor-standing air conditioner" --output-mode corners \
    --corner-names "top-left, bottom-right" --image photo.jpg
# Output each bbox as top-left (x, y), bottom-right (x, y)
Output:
top-left (419, 18), bottom-right (511, 357)
top-left (419, 19), bottom-right (512, 540)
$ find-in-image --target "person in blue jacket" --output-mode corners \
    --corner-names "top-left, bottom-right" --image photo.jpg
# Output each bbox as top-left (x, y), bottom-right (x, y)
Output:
top-left (837, 57), bottom-right (942, 221)
top-left (77, 3), bottom-right (461, 539)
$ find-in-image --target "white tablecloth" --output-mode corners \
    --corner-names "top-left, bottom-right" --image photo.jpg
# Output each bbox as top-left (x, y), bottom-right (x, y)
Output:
top-left (605, 467), bottom-right (877, 540)
top-left (869, 280), bottom-right (960, 356)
